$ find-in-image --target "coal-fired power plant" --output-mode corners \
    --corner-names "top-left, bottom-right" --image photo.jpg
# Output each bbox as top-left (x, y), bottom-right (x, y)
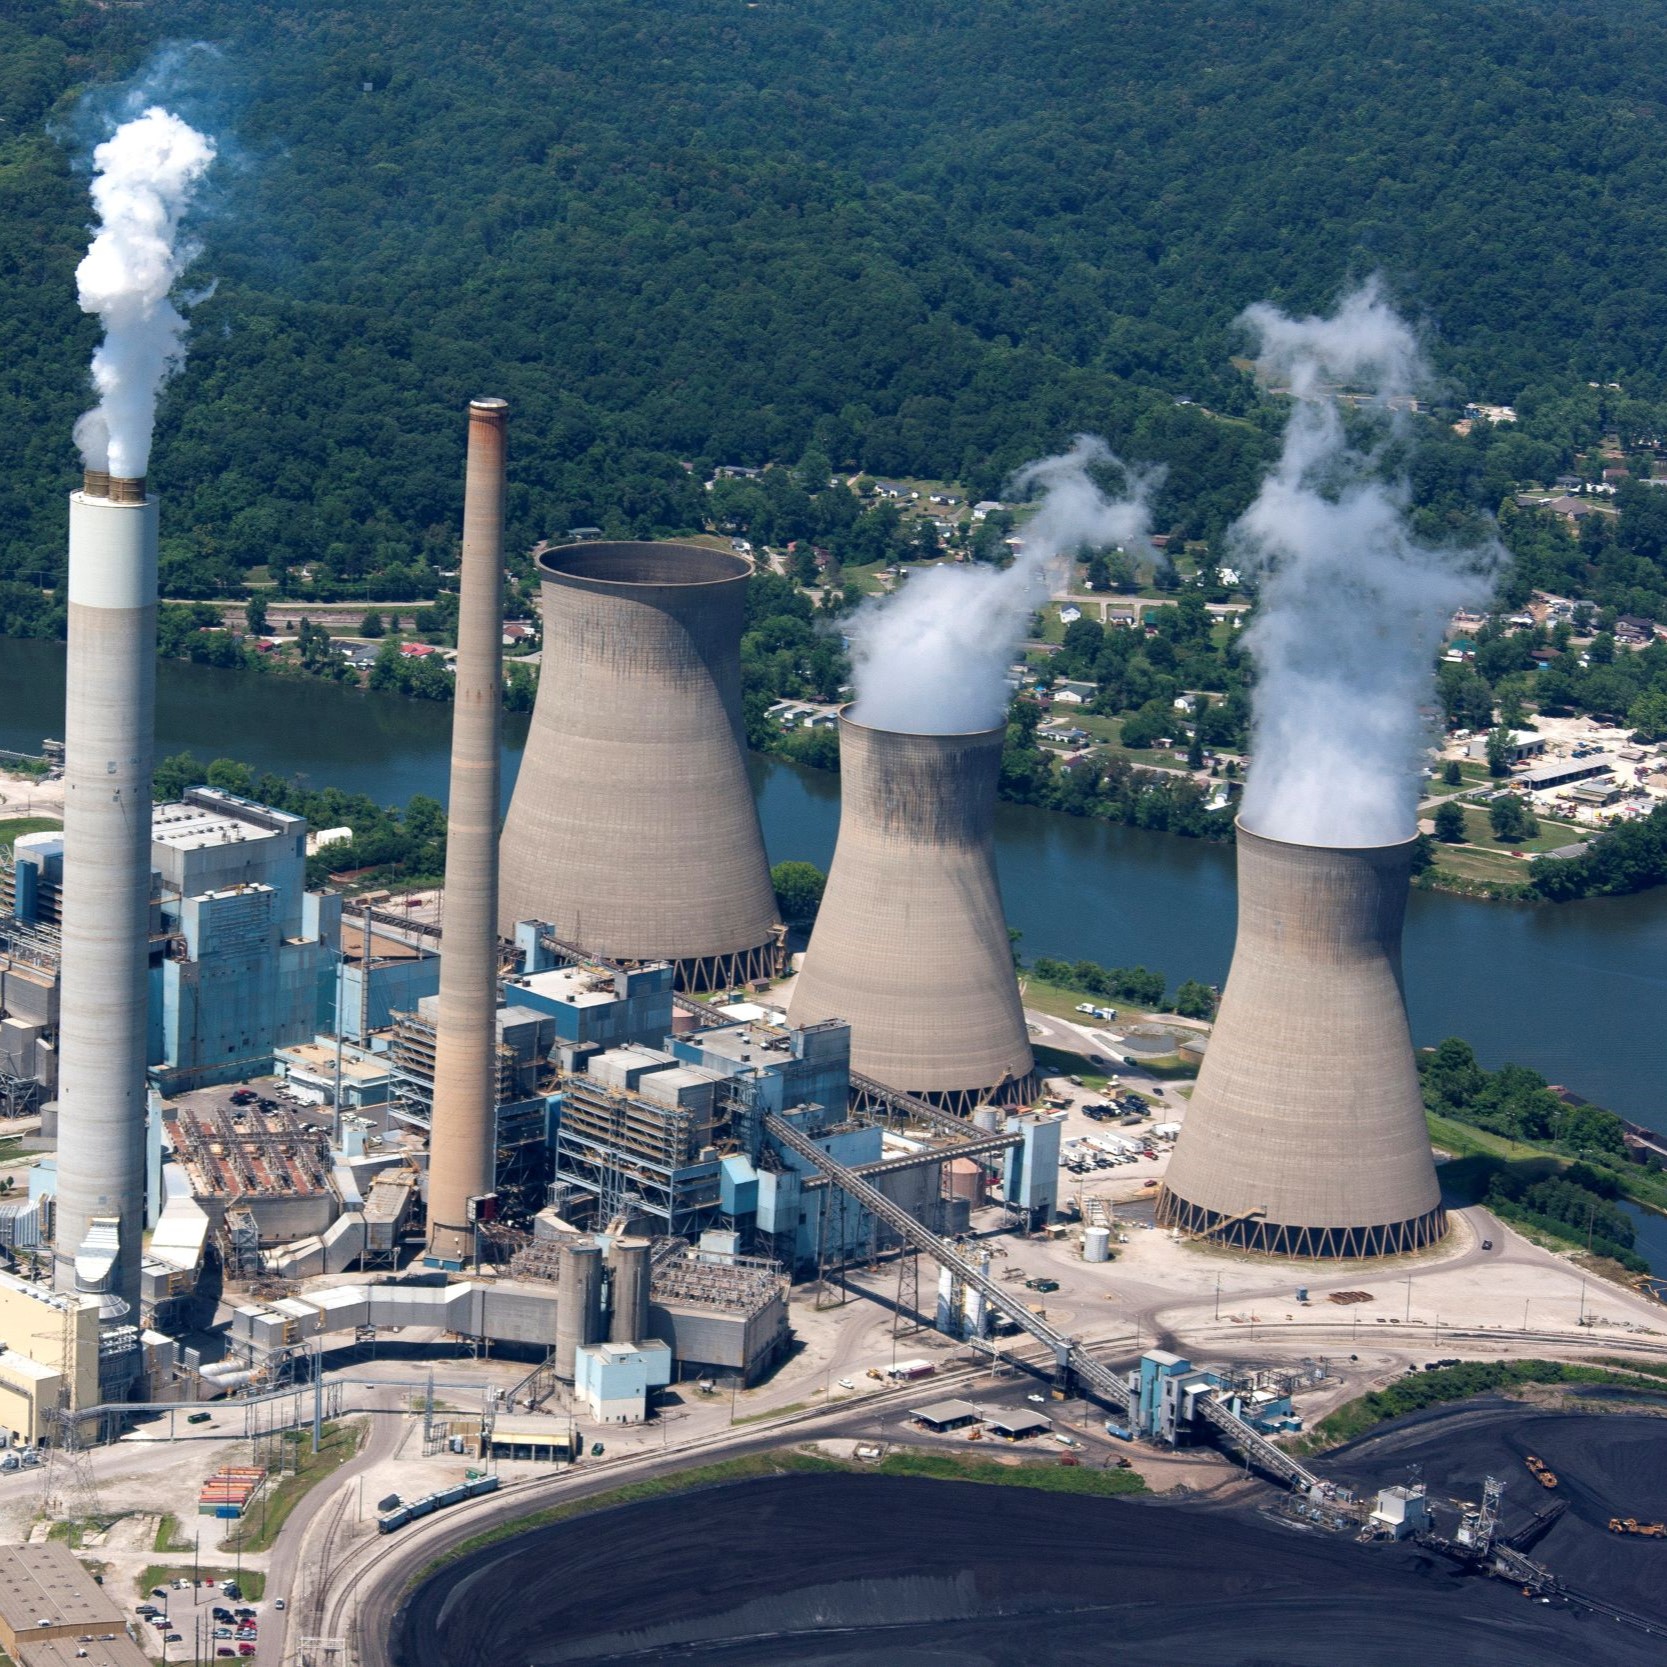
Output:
top-left (497, 542), bottom-right (781, 988)
top-left (788, 713), bottom-right (1036, 1112)
top-left (426, 399), bottom-right (508, 1265)
top-left (1156, 821), bottom-right (1446, 1258)
top-left (52, 469), bottom-right (157, 1322)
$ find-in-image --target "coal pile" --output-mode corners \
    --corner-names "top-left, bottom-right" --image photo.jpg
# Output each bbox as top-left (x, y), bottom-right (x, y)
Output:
top-left (1320, 1397), bottom-right (1667, 1623)
top-left (393, 1471), bottom-right (1662, 1667)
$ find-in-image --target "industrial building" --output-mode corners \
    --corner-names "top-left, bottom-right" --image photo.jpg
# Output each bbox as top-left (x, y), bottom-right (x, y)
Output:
top-left (496, 541), bottom-right (783, 989)
top-left (0, 1544), bottom-right (150, 1667)
top-left (788, 714), bottom-right (1037, 1112)
top-left (1157, 823), bottom-right (1447, 1258)
top-left (1, 788), bottom-right (364, 1109)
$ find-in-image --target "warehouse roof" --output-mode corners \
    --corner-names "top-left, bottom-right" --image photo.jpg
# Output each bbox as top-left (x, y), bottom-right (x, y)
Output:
top-left (0, 1544), bottom-right (126, 1640)
top-left (909, 1398), bottom-right (982, 1428)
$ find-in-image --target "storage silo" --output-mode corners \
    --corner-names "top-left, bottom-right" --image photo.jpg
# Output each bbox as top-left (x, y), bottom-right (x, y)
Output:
top-left (787, 713), bottom-right (1035, 1113)
top-left (607, 1236), bottom-right (651, 1345)
top-left (1155, 821), bottom-right (1445, 1258)
top-left (554, 1238), bottom-right (604, 1380)
top-left (498, 542), bottom-right (781, 989)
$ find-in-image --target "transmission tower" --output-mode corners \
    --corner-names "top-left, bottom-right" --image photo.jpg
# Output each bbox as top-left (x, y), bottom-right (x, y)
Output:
top-left (37, 1309), bottom-right (104, 1525)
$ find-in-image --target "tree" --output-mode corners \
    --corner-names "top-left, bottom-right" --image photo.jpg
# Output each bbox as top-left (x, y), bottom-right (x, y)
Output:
top-left (1485, 725), bottom-right (1515, 777)
top-left (1172, 979), bottom-right (1216, 1020)
top-left (1434, 801), bottom-right (1467, 842)
top-left (771, 860), bottom-right (826, 922)
top-left (244, 595), bottom-right (268, 636)
top-left (1629, 687), bottom-right (1667, 741)
top-left (1488, 796), bottom-right (1539, 842)
top-left (1442, 759), bottom-right (1462, 786)
top-left (361, 609), bottom-right (386, 638)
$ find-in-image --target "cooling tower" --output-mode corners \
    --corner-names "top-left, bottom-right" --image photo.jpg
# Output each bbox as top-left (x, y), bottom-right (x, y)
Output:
top-left (53, 472), bottom-right (157, 1313)
top-left (498, 541), bottom-right (781, 989)
top-left (1156, 821), bottom-right (1445, 1258)
top-left (787, 713), bottom-right (1035, 1113)
top-left (427, 400), bottom-right (507, 1265)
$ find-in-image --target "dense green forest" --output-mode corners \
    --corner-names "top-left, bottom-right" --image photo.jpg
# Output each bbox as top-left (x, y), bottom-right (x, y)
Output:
top-left (6, 0), bottom-right (1667, 602)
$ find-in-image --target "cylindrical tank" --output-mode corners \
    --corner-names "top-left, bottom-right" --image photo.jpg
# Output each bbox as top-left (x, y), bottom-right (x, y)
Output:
top-left (607, 1236), bottom-right (651, 1345)
top-left (1083, 1225), bottom-right (1112, 1264)
top-left (944, 1159), bottom-right (986, 1206)
top-left (787, 713), bottom-right (1035, 1112)
top-left (497, 541), bottom-right (780, 989)
top-left (1156, 821), bottom-right (1445, 1258)
top-left (53, 477), bottom-right (157, 1313)
top-left (554, 1238), bottom-right (604, 1380)
top-left (427, 400), bottom-right (507, 1265)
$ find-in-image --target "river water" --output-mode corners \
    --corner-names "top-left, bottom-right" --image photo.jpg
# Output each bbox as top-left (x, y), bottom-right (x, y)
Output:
top-left (2, 639), bottom-right (1663, 1132)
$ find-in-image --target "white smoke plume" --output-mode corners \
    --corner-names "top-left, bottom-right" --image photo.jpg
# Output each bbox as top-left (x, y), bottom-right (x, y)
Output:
top-left (847, 435), bottom-right (1162, 734)
top-left (1233, 280), bottom-right (1500, 848)
top-left (75, 106), bottom-right (216, 479)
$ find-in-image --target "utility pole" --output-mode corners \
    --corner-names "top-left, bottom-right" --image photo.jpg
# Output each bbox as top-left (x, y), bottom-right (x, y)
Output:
top-left (1405, 1273), bottom-right (1412, 1323)
top-left (312, 1338), bottom-right (323, 1455)
top-left (1214, 1271), bottom-right (1221, 1322)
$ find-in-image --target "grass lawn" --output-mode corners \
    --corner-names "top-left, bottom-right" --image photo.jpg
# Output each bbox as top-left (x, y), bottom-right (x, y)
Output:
top-left (220, 1420), bottom-right (365, 1554)
top-left (135, 1565), bottom-right (265, 1600)
top-left (1426, 843), bottom-right (1535, 886)
top-left (1029, 1043), bottom-right (1115, 1090)
top-left (1455, 803), bottom-right (1585, 854)
top-left (0, 817), bottom-right (60, 851)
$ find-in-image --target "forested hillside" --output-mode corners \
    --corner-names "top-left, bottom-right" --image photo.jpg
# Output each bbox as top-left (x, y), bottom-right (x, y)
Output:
top-left (4, 0), bottom-right (1667, 601)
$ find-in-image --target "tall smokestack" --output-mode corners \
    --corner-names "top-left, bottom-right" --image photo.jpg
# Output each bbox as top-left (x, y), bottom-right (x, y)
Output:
top-left (426, 399), bottom-right (508, 1265)
top-left (497, 542), bottom-right (781, 989)
top-left (1156, 821), bottom-right (1445, 1258)
top-left (52, 471), bottom-right (158, 1312)
top-left (787, 713), bottom-right (1035, 1113)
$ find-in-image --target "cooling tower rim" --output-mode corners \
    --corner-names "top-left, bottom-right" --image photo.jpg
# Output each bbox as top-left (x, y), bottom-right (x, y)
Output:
top-left (839, 703), bottom-right (1005, 743)
top-left (536, 540), bottom-right (752, 589)
top-left (1235, 815), bottom-right (1419, 857)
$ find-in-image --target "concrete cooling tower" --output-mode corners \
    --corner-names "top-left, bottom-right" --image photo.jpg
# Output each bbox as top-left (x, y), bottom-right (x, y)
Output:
top-left (498, 542), bottom-right (781, 989)
top-left (787, 714), bottom-right (1036, 1113)
top-left (53, 471), bottom-right (157, 1315)
top-left (1156, 821), bottom-right (1446, 1258)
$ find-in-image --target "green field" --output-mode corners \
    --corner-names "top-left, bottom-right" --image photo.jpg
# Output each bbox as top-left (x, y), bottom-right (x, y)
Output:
top-left (0, 817), bottom-right (59, 852)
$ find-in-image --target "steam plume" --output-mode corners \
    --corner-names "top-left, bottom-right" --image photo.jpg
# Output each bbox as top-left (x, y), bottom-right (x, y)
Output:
top-left (847, 435), bottom-right (1161, 734)
top-left (75, 106), bottom-right (215, 479)
top-left (1233, 280), bottom-right (1500, 847)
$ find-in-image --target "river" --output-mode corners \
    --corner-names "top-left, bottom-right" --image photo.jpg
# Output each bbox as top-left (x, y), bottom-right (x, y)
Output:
top-left (2, 639), bottom-right (1663, 1133)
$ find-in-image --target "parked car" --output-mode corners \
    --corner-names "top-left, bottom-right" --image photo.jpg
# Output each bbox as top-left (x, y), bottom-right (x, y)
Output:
top-left (273, 1600), bottom-right (286, 1613)
top-left (239, 1648), bottom-right (257, 1657)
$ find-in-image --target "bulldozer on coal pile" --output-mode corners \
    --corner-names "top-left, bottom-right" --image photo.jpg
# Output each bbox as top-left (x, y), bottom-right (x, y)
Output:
top-left (1606, 1517), bottom-right (1667, 1537)
top-left (1524, 1455), bottom-right (1559, 1489)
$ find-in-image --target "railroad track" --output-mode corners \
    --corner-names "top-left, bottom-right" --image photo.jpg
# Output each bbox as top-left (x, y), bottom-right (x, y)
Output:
top-left (305, 1345), bottom-right (1059, 1666)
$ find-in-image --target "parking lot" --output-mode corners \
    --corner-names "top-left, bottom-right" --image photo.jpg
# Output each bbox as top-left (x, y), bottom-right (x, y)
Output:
top-left (134, 1575), bottom-right (278, 1660)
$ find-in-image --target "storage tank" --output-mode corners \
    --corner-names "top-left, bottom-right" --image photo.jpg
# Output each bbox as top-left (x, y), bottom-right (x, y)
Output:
top-left (497, 542), bottom-right (781, 989)
top-left (554, 1238), bottom-right (604, 1380)
top-left (607, 1236), bottom-right (651, 1346)
top-left (1083, 1225), bottom-right (1112, 1264)
top-left (1156, 821), bottom-right (1445, 1258)
top-left (787, 713), bottom-right (1035, 1112)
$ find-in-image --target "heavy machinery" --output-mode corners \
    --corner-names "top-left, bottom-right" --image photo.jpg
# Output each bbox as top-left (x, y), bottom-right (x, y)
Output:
top-left (1524, 1454), bottom-right (1559, 1489)
top-left (1607, 1517), bottom-right (1666, 1537)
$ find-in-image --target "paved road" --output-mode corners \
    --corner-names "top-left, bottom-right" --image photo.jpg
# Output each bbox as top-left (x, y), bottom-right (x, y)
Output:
top-left (259, 1384), bottom-right (408, 1667)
